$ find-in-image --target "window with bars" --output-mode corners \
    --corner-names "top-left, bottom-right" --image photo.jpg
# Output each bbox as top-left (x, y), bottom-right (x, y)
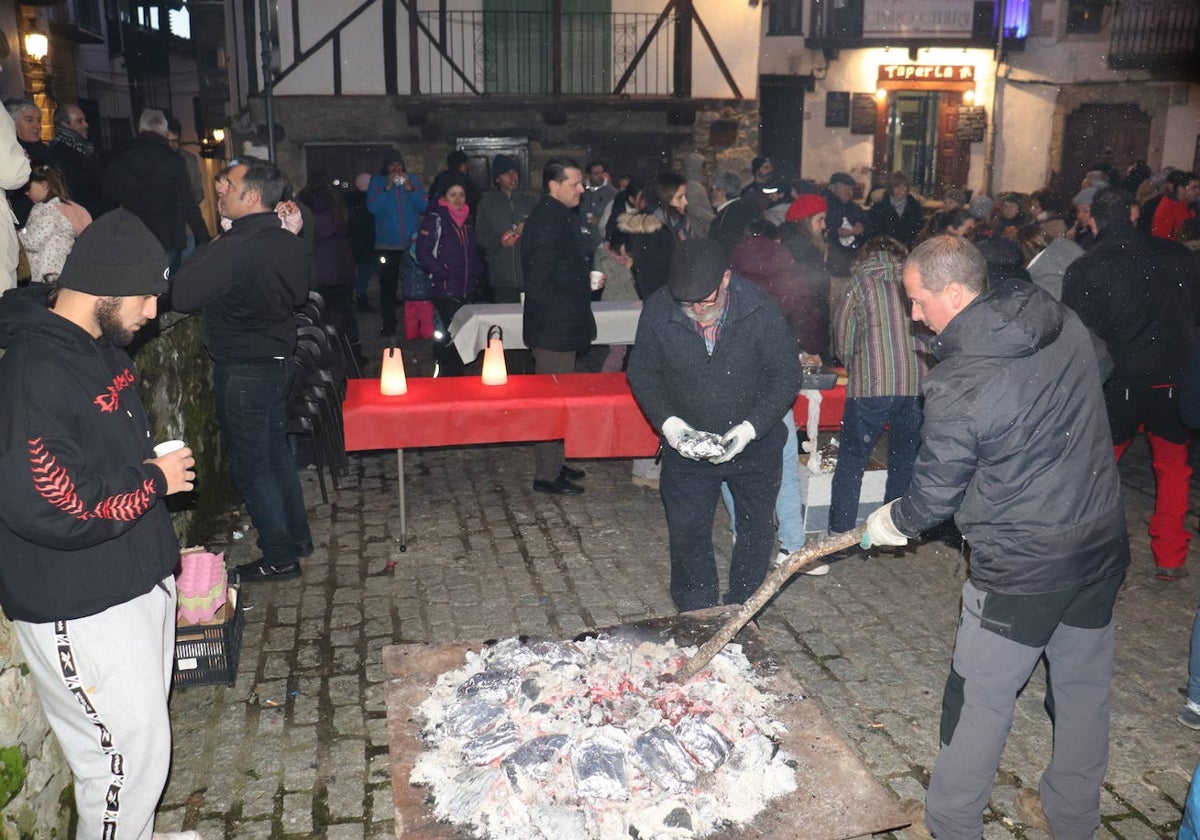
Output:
top-left (768, 0), bottom-right (805, 36)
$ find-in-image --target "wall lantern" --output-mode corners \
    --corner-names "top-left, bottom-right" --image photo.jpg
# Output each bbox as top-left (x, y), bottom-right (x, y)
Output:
top-left (380, 346), bottom-right (408, 395)
top-left (874, 88), bottom-right (888, 103)
top-left (963, 89), bottom-right (976, 106)
top-left (24, 30), bottom-right (48, 62)
top-left (481, 325), bottom-right (508, 386)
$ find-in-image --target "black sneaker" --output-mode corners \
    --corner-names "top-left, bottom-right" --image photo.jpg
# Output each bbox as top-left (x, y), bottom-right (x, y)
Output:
top-left (236, 558), bottom-right (301, 582)
top-left (296, 541), bottom-right (315, 558)
top-left (532, 475), bottom-right (584, 496)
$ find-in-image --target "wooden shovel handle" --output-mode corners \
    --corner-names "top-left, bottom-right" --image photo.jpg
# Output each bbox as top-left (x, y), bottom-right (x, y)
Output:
top-left (674, 527), bottom-right (867, 684)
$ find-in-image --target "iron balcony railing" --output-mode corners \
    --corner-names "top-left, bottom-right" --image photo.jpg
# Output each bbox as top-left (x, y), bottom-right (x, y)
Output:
top-left (1108, 0), bottom-right (1200, 74)
top-left (415, 11), bottom-right (674, 96)
top-left (806, 0), bottom-right (1026, 48)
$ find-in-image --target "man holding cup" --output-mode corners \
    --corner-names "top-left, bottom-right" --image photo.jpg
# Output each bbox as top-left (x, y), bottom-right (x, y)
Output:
top-left (521, 158), bottom-right (595, 495)
top-left (0, 209), bottom-right (200, 839)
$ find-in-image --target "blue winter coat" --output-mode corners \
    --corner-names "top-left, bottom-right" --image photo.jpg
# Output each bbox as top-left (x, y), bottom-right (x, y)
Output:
top-left (367, 174), bottom-right (427, 249)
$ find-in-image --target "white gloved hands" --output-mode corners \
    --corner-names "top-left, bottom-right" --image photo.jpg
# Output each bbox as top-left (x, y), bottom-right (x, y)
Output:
top-left (861, 500), bottom-right (909, 548)
top-left (711, 421), bottom-right (756, 464)
top-left (662, 416), bottom-right (703, 459)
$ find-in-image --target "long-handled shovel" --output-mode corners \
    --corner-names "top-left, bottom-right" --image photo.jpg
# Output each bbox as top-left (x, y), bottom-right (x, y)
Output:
top-left (674, 526), bottom-right (867, 683)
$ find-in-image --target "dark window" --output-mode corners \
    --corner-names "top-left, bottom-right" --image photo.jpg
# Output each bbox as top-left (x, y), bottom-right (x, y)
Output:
top-left (768, 0), bottom-right (805, 36)
top-left (1067, 0), bottom-right (1106, 33)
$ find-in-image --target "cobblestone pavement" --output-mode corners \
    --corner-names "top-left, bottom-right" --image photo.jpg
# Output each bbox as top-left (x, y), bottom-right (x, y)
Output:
top-left (153, 428), bottom-right (1200, 840)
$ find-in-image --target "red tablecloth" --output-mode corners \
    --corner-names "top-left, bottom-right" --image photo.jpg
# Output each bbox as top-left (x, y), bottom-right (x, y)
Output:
top-left (343, 373), bottom-right (846, 457)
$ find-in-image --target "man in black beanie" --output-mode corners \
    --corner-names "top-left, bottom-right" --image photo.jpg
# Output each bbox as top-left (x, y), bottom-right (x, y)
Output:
top-left (627, 238), bottom-right (801, 612)
top-left (0, 208), bottom-right (201, 839)
top-left (173, 159), bottom-right (313, 583)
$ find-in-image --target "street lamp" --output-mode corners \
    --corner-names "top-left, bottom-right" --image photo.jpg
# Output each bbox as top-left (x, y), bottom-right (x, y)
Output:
top-left (24, 30), bottom-right (48, 63)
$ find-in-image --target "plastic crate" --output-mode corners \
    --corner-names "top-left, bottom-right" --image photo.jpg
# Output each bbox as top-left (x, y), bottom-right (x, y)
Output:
top-left (173, 585), bottom-right (244, 689)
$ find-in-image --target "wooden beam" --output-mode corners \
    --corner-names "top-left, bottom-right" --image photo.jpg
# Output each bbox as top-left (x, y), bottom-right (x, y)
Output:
top-left (692, 8), bottom-right (742, 99)
top-left (614, 0), bottom-right (676, 96)
top-left (674, 0), bottom-right (692, 98)
top-left (270, 0), bottom-right (377, 89)
top-left (399, 2), bottom-right (482, 96)
top-left (290, 0), bottom-right (300, 66)
top-left (551, 0), bottom-right (563, 95)
top-left (333, 31), bottom-right (342, 95)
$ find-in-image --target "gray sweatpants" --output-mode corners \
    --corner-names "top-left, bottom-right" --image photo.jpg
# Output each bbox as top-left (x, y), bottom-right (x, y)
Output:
top-left (925, 574), bottom-right (1123, 840)
top-left (15, 579), bottom-right (176, 840)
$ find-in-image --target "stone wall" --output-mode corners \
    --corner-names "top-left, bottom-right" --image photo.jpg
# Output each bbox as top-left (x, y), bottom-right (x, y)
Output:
top-left (0, 312), bottom-right (232, 837)
top-left (241, 95), bottom-right (761, 187)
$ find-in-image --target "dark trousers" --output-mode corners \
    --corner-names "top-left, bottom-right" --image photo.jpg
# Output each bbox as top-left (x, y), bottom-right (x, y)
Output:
top-left (660, 422), bottom-right (784, 611)
top-left (214, 360), bottom-right (312, 568)
top-left (376, 249), bottom-right (402, 329)
top-left (530, 348), bottom-right (577, 481)
top-left (828, 396), bottom-right (923, 533)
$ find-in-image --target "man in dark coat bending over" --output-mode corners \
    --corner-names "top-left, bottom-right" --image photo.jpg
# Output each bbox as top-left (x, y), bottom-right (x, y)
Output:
top-left (628, 239), bottom-right (800, 612)
top-left (863, 235), bottom-right (1130, 839)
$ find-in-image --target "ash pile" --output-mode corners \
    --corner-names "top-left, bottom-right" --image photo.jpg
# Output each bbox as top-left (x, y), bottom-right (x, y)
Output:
top-left (411, 635), bottom-right (798, 839)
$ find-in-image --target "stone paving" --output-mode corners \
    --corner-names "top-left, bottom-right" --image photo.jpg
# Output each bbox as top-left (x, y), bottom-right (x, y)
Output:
top-left (152, 425), bottom-right (1200, 839)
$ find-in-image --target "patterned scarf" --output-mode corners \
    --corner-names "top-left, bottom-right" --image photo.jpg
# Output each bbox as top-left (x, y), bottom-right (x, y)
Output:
top-left (53, 126), bottom-right (94, 157)
top-left (653, 207), bottom-right (692, 242)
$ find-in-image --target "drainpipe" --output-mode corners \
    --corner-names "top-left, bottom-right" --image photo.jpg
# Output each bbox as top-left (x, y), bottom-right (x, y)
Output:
top-left (983, 0), bottom-right (1006, 196)
top-left (258, 0), bottom-right (276, 162)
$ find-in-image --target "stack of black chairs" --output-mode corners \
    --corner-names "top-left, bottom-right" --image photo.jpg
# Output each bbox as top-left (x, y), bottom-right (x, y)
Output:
top-left (288, 291), bottom-right (359, 502)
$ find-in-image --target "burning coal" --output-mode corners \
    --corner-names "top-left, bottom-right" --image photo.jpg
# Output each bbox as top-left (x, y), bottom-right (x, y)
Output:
top-left (411, 635), bottom-right (798, 839)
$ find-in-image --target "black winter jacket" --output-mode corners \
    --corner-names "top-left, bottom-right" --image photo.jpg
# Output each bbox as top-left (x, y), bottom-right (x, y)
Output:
top-left (104, 134), bottom-right (208, 251)
top-left (892, 279), bottom-right (1129, 595)
top-left (627, 276), bottom-right (801, 444)
top-left (172, 212), bottom-right (311, 361)
top-left (1061, 224), bottom-right (1199, 384)
top-left (521, 195), bottom-right (595, 352)
top-left (617, 211), bottom-right (678, 300)
top-left (0, 286), bottom-right (178, 622)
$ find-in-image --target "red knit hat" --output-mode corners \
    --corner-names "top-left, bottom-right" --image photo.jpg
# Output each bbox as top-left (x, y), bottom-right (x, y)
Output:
top-left (785, 194), bottom-right (827, 222)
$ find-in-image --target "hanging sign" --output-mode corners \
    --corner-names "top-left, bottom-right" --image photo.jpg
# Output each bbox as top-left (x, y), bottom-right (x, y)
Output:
top-left (863, 0), bottom-right (975, 38)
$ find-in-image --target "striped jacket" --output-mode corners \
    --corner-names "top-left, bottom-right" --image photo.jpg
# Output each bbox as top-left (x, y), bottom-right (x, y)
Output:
top-left (832, 249), bottom-right (924, 398)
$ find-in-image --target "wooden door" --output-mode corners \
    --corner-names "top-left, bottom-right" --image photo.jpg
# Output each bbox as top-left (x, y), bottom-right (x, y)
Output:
top-left (1060, 104), bottom-right (1151, 202)
top-left (935, 91), bottom-right (971, 195)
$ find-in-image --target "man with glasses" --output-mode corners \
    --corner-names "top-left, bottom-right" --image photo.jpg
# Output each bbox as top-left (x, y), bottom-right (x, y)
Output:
top-left (628, 239), bottom-right (800, 612)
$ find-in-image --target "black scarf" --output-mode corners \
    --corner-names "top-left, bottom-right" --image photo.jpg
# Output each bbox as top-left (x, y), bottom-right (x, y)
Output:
top-left (53, 126), bottom-right (94, 157)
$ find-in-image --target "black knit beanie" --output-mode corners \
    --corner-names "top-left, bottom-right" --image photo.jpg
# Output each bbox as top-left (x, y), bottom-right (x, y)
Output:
top-left (56, 209), bottom-right (169, 296)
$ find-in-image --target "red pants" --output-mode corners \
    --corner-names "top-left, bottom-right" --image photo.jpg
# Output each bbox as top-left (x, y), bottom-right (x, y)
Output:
top-left (1114, 433), bottom-right (1192, 569)
top-left (404, 300), bottom-right (435, 340)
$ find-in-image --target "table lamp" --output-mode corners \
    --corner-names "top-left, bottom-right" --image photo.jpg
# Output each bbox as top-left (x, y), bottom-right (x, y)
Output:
top-left (380, 346), bottom-right (408, 395)
top-left (481, 325), bottom-right (508, 386)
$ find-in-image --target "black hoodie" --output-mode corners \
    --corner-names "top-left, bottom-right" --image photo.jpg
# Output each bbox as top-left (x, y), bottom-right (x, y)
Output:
top-left (0, 285), bottom-right (177, 622)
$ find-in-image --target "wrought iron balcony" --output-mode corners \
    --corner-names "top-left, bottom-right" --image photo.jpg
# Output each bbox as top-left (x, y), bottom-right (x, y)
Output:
top-left (414, 10), bottom-right (676, 96)
top-left (806, 0), bottom-right (1026, 51)
top-left (1108, 0), bottom-right (1200, 79)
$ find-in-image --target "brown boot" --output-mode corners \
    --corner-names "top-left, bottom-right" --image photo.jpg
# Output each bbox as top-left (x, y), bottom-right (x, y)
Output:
top-left (1013, 787), bottom-right (1052, 833)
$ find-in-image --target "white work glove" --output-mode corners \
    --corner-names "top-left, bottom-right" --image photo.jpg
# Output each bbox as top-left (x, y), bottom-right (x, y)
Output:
top-left (711, 421), bottom-right (756, 464)
top-left (861, 500), bottom-right (909, 548)
top-left (662, 416), bottom-right (703, 459)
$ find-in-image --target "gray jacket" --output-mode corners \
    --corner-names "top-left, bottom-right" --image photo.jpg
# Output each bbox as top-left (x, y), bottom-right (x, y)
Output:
top-left (476, 188), bottom-right (537, 292)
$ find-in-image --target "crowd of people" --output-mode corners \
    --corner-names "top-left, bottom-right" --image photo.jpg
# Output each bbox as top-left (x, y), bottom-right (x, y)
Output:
top-left (2, 89), bottom-right (1200, 838)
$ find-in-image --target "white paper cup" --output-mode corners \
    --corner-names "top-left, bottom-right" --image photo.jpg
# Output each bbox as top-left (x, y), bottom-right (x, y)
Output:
top-left (154, 439), bottom-right (186, 457)
top-left (589, 270), bottom-right (606, 291)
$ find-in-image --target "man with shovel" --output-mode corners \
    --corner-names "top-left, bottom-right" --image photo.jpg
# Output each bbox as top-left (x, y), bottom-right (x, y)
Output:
top-left (628, 238), bottom-right (800, 613)
top-left (862, 234), bottom-right (1130, 839)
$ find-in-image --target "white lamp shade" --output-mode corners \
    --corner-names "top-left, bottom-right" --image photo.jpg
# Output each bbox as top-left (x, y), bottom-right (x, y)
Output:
top-left (380, 347), bottom-right (408, 395)
top-left (481, 337), bottom-right (507, 386)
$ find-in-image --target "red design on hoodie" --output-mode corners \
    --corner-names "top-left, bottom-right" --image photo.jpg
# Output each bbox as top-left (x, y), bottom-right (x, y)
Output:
top-left (94, 369), bottom-right (136, 414)
top-left (28, 438), bottom-right (155, 521)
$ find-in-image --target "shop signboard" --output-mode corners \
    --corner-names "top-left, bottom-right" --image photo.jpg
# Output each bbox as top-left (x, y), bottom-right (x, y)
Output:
top-left (863, 0), bottom-right (975, 38)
